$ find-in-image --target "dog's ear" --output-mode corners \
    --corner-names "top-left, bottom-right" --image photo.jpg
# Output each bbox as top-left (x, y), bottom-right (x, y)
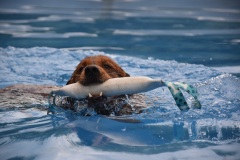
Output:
top-left (117, 70), bottom-right (130, 77)
top-left (125, 72), bottom-right (130, 77)
top-left (66, 80), bottom-right (71, 85)
top-left (66, 78), bottom-right (74, 85)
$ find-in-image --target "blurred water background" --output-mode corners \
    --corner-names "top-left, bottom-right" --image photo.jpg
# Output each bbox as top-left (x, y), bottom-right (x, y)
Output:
top-left (0, 0), bottom-right (240, 75)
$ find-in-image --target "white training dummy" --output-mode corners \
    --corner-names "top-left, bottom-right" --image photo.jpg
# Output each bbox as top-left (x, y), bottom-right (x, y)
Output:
top-left (52, 77), bottom-right (164, 99)
top-left (49, 76), bottom-right (201, 112)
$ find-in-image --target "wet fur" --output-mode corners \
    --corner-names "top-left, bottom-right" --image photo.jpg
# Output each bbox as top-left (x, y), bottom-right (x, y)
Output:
top-left (0, 55), bottom-right (145, 116)
top-left (67, 55), bottom-right (130, 85)
top-left (66, 55), bottom-right (145, 115)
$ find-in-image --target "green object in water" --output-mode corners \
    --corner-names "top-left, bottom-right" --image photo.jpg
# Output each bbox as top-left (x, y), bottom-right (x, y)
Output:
top-left (164, 81), bottom-right (201, 110)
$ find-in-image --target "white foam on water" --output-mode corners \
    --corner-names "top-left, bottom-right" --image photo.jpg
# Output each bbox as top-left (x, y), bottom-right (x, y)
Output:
top-left (212, 66), bottom-right (240, 74)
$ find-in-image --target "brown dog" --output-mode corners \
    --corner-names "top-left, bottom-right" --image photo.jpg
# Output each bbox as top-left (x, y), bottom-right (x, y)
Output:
top-left (0, 55), bottom-right (145, 116)
top-left (65, 55), bottom-right (145, 115)
top-left (66, 55), bottom-right (130, 86)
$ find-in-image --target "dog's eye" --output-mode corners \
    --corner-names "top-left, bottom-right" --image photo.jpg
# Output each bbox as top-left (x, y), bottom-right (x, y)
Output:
top-left (103, 64), bottom-right (111, 69)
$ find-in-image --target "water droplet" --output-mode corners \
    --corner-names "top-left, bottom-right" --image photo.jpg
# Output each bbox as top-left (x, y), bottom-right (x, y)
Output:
top-left (121, 127), bottom-right (126, 132)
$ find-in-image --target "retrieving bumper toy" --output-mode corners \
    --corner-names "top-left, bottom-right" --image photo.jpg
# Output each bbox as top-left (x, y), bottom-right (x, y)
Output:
top-left (48, 76), bottom-right (201, 114)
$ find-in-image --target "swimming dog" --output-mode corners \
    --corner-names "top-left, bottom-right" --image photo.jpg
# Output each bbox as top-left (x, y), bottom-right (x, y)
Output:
top-left (67, 55), bottom-right (130, 86)
top-left (0, 55), bottom-right (145, 116)
top-left (65, 55), bottom-right (145, 115)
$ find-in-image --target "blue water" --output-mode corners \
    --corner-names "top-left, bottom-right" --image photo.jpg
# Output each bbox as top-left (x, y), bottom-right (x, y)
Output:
top-left (0, 0), bottom-right (240, 160)
top-left (1, 0), bottom-right (240, 69)
top-left (0, 47), bottom-right (240, 159)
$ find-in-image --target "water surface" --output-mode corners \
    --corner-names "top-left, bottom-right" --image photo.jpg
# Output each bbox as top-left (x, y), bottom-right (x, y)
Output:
top-left (0, 47), bottom-right (239, 159)
top-left (0, 0), bottom-right (240, 159)
top-left (0, 0), bottom-right (240, 72)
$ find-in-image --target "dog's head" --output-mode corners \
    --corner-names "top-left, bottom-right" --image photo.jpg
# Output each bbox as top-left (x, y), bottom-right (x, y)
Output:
top-left (67, 55), bottom-right (130, 86)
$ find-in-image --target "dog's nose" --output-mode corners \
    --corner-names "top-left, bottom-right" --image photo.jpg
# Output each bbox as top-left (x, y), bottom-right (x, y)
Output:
top-left (85, 65), bottom-right (100, 76)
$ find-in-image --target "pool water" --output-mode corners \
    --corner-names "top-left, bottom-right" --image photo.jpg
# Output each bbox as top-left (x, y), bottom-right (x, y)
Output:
top-left (0, 47), bottom-right (240, 159)
top-left (0, 0), bottom-right (240, 159)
